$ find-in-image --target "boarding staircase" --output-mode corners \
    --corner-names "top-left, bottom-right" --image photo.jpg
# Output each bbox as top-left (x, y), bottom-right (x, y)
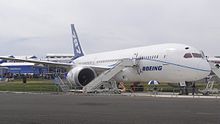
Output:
top-left (200, 81), bottom-right (215, 95)
top-left (53, 76), bottom-right (72, 92)
top-left (82, 59), bottom-right (136, 93)
top-left (199, 75), bottom-right (219, 95)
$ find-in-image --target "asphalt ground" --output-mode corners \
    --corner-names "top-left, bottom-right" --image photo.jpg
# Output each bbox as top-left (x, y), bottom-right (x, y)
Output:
top-left (0, 93), bottom-right (219, 124)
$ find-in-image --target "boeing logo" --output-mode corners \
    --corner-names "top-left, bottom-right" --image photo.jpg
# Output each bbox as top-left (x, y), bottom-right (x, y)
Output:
top-left (142, 66), bottom-right (163, 71)
top-left (73, 38), bottom-right (82, 54)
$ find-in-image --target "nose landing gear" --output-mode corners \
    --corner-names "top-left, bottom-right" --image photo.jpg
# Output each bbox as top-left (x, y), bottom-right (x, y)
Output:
top-left (179, 82), bottom-right (195, 95)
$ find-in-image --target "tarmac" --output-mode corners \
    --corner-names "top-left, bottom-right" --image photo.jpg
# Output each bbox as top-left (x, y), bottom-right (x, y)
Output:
top-left (0, 92), bottom-right (219, 124)
top-left (122, 92), bottom-right (220, 99)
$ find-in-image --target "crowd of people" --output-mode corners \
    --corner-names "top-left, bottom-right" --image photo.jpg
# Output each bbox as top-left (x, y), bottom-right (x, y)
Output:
top-left (0, 72), bottom-right (67, 82)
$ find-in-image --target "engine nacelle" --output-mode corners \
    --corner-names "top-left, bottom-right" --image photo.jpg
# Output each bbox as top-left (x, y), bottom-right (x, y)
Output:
top-left (215, 64), bottom-right (220, 69)
top-left (67, 66), bottom-right (97, 87)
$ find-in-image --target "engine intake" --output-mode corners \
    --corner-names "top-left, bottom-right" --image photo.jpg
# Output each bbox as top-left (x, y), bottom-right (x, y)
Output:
top-left (67, 66), bottom-right (97, 87)
top-left (215, 64), bottom-right (220, 69)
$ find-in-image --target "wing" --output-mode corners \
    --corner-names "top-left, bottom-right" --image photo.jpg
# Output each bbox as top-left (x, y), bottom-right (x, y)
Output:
top-left (0, 56), bottom-right (110, 73)
top-left (0, 56), bottom-right (73, 67)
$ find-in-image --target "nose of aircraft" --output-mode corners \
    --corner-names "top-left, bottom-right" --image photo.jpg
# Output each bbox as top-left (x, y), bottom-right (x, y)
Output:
top-left (198, 59), bottom-right (211, 79)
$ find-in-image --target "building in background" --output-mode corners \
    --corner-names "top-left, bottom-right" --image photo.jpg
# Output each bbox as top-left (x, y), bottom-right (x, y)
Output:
top-left (45, 53), bottom-right (73, 63)
top-left (0, 63), bottom-right (48, 75)
top-left (0, 67), bottom-right (9, 81)
top-left (0, 55), bottom-right (48, 79)
top-left (0, 55), bottom-right (70, 79)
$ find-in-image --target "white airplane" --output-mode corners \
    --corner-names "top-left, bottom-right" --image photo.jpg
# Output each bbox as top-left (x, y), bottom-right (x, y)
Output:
top-left (0, 24), bottom-right (211, 89)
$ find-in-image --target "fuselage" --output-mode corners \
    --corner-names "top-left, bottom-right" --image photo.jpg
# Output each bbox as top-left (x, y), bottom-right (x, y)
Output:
top-left (73, 43), bottom-right (211, 83)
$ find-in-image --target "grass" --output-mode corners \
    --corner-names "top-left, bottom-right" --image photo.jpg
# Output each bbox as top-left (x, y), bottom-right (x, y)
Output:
top-left (0, 80), bottom-right (59, 92)
top-left (0, 79), bottom-right (219, 93)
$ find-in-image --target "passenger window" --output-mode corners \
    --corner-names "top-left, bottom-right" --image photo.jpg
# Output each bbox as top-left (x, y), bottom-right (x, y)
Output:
top-left (192, 53), bottom-right (202, 58)
top-left (184, 53), bottom-right (192, 58)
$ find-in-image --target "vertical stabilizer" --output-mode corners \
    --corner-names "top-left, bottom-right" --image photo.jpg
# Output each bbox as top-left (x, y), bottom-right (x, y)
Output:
top-left (71, 24), bottom-right (84, 60)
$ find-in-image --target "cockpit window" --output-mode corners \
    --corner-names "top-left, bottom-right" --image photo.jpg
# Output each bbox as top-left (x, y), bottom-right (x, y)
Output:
top-left (184, 53), bottom-right (192, 58)
top-left (192, 53), bottom-right (203, 58)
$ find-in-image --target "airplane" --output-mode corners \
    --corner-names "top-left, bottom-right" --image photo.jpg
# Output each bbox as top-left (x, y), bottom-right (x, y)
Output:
top-left (0, 24), bottom-right (211, 92)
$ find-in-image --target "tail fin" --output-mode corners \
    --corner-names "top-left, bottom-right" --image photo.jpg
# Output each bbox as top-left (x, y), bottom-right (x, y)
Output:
top-left (71, 24), bottom-right (84, 60)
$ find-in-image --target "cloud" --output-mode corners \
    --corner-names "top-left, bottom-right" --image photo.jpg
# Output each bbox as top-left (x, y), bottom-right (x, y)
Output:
top-left (0, 0), bottom-right (220, 57)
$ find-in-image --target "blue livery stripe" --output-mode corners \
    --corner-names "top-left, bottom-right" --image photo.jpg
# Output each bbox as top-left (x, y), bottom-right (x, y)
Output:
top-left (107, 58), bottom-right (210, 72)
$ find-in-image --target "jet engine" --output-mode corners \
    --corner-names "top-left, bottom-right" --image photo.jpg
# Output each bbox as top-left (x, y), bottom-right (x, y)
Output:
top-left (67, 66), bottom-right (97, 87)
top-left (215, 64), bottom-right (220, 69)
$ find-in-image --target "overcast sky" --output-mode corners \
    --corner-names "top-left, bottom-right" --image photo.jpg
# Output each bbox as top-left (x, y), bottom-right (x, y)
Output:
top-left (0, 0), bottom-right (220, 57)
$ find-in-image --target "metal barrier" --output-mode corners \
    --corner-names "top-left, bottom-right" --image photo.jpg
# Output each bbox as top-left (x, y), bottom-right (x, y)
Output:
top-left (66, 85), bottom-right (220, 98)
top-left (123, 86), bottom-right (220, 99)
top-left (1, 81), bottom-right (219, 99)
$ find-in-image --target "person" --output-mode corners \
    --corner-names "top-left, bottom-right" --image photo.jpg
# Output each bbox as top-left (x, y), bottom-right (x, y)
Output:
top-left (130, 82), bottom-right (136, 93)
top-left (153, 85), bottom-right (157, 91)
top-left (22, 74), bottom-right (27, 84)
top-left (153, 85), bottom-right (158, 95)
top-left (192, 83), bottom-right (196, 95)
top-left (118, 82), bottom-right (126, 92)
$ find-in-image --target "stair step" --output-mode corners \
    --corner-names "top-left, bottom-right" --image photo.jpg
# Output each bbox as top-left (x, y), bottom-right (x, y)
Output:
top-left (83, 59), bottom-right (135, 93)
top-left (54, 76), bottom-right (72, 92)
